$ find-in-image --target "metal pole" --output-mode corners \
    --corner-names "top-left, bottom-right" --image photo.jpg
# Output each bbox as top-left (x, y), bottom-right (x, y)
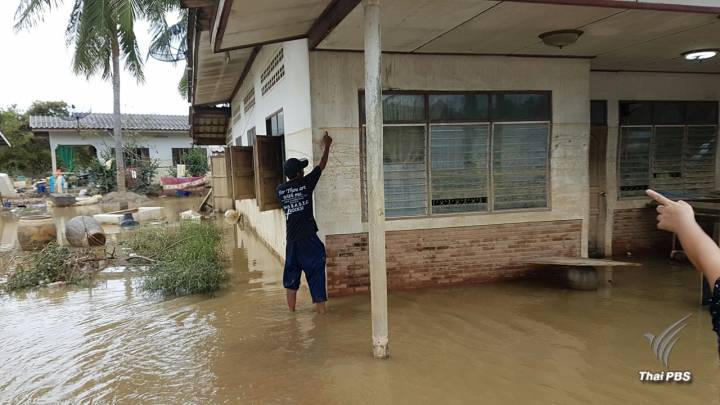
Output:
top-left (364, 0), bottom-right (389, 359)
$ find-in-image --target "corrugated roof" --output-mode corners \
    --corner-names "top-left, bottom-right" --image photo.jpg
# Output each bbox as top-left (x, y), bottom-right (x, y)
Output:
top-left (29, 113), bottom-right (189, 131)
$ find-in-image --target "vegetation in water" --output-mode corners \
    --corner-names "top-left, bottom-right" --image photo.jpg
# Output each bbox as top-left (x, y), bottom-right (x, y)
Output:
top-left (126, 222), bottom-right (228, 296)
top-left (86, 145), bottom-right (161, 196)
top-left (167, 148), bottom-right (209, 177)
top-left (3, 243), bottom-right (98, 292)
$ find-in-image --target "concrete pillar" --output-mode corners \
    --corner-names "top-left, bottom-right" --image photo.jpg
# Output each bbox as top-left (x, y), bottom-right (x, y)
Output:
top-left (50, 138), bottom-right (57, 173)
top-left (363, 0), bottom-right (389, 359)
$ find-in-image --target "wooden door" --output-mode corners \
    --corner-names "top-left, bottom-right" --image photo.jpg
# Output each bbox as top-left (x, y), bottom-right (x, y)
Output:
top-left (210, 152), bottom-right (233, 212)
top-left (253, 135), bottom-right (284, 211)
top-left (589, 125), bottom-right (608, 257)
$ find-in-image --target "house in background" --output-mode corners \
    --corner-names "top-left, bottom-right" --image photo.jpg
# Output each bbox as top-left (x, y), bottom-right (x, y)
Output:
top-left (185, 0), bottom-right (720, 298)
top-left (29, 113), bottom-right (197, 177)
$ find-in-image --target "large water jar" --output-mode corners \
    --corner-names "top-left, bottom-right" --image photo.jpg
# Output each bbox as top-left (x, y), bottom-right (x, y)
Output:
top-left (17, 215), bottom-right (56, 251)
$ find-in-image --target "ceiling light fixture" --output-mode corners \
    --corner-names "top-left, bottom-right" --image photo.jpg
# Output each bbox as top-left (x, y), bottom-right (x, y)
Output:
top-left (683, 49), bottom-right (718, 61)
top-left (539, 29), bottom-right (583, 49)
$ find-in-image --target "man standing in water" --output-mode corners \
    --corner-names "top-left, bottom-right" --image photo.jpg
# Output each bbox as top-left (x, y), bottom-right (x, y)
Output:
top-left (277, 131), bottom-right (333, 313)
top-left (647, 189), bottom-right (720, 353)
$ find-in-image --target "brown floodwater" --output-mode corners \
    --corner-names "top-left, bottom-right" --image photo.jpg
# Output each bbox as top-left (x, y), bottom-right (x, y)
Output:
top-left (1, 199), bottom-right (720, 404)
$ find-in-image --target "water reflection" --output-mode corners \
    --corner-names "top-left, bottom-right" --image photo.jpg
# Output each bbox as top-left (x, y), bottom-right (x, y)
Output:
top-left (1, 202), bottom-right (720, 403)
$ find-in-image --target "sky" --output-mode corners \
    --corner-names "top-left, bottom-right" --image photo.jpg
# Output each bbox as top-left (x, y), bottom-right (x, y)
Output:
top-left (0, 1), bottom-right (189, 115)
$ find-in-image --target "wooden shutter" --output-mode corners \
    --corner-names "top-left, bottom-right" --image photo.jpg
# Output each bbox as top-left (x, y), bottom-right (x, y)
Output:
top-left (253, 135), bottom-right (284, 211)
top-left (229, 146), bottom-right (255, 200)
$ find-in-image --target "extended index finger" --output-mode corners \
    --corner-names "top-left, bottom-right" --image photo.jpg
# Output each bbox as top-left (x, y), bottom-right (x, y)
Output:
top-left (646, 189), bottom-right (673, 206)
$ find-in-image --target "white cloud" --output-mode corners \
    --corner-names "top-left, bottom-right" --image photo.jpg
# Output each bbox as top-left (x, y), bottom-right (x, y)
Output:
top-left (0, 1), bottom-right (189, 115)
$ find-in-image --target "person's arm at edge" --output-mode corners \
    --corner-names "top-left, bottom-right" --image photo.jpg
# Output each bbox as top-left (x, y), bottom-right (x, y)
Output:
top-left (647, 189), bottom-right (720, 286)
top-left (318, 131), bottom-right (333, 171)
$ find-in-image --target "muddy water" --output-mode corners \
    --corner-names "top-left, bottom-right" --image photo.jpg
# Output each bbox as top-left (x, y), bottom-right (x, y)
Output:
top-left (1, 201), bottom-right (720, 403)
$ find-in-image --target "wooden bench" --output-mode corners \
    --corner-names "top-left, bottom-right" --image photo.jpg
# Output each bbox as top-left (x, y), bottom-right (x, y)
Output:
top-left (524, 257), bottom-right (641, 290)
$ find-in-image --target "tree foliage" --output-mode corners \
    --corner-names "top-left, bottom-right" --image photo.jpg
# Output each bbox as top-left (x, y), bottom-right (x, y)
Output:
top-left (15, 0), bottom-right (183, 193)
top-left (0, 102), bottom-right (69, 179)
top-left (27, 101), bottom-right (70, 117)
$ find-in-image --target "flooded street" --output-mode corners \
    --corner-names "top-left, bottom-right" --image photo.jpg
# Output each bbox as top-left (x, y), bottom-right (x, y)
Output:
top-left (1, 200), bottom-right (719, 404)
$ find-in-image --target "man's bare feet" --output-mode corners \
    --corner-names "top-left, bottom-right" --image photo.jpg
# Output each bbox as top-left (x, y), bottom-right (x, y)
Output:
top-left (315, 302), bottom-right (327, 314)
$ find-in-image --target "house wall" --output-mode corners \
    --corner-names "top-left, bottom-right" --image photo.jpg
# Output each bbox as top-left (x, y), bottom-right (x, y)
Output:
top-left (590, 71), bottom-right (720, 256)
top-left (638, 0), bottom-right (720, 7)
top-left (309, 51), bottom-right (592, 293)
top-left (230, 39), bottom-right (314, 256)
top-left (48, 130), bottom-right (192, 177)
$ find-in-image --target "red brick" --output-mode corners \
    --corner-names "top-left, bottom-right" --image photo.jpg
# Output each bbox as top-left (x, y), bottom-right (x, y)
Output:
top-left (325, 219), bottom-right (582, 297)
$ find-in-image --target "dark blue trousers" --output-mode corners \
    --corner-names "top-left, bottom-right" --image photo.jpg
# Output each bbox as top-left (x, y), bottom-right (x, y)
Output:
top-left (284, 234), bottom-right (327, 303)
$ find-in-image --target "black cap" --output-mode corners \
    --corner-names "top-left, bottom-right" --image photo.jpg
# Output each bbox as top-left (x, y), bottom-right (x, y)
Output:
top-left (283, 158), bottom-right (309, 178)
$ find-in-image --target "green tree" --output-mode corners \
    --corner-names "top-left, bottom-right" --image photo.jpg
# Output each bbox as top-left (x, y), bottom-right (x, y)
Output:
top-left (15, 0), bottom-right (180, 197)
top-left (0, 104), bottom-right (54, 179)
top-left (26, 101), bottom-right (70, 117)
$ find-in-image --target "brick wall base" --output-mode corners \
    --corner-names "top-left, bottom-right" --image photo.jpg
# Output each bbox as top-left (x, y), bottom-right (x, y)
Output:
top-left (612, 207), bottom-right (713, 257)
top-left (325, 219), bottom-right (582, 296)
top-left (612, 207), bottom-right (671, 256)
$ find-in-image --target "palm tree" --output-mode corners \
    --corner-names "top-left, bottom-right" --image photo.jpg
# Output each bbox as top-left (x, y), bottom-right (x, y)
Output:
top-left (15, 0), bottom-right (179, 196)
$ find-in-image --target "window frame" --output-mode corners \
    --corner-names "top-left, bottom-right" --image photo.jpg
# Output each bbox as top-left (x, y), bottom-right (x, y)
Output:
top-left (617, 100), bottom-right (719, 199)
top-left (617, 125), bottom-right (653, 199)
top-left (490, 121), bottom-right (552, 213)
top-left (359, 90), bottom-right (553, 220)
top-left (172, 147), bottom-right (194, 166)
top-left (265, 109), bottom-right (284, 136)
top-left (246, 127), bottom-right (257, 146)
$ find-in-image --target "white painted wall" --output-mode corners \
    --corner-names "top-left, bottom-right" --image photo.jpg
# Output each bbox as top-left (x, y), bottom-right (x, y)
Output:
top-left (230, 39), bottom-right (315, 257)
top-left (48, 129), bottom-right (193, 176)
top-left (590, 70), bottom-right (720, 254)
top-left (630, 0), bottom-right (720, 7)
top-left (310, 51), bottom-right (592, 255)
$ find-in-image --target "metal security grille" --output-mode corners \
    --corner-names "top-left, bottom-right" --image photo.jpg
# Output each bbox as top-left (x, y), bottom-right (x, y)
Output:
top-left (684, 126), bottom-right (717, 193)
top-left (492, 123), bottom-right (550, 210)
top-left (430, 124), bottom-right (489, 213)
top-left (618, 127), bottom-right (652, 197)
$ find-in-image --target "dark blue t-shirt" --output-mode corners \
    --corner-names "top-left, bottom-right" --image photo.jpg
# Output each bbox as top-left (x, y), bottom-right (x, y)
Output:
top-left (277, 166), bottom-right (322, 242)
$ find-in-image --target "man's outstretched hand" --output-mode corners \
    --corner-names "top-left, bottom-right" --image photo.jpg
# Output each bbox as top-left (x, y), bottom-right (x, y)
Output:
top-left (319, 131), bottom-right (333, 170)
top-left (646, 189), bottom-right (696, 235)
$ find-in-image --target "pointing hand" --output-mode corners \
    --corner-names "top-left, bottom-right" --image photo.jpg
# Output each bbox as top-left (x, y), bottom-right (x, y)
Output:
top-left (646, 189), bottom-right (696, 235)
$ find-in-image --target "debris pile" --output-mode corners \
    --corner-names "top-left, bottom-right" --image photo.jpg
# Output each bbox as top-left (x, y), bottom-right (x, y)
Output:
top-left (3, 243), bottom-right (105, 292)
top-left (101, 191), bottom-right (150, 207)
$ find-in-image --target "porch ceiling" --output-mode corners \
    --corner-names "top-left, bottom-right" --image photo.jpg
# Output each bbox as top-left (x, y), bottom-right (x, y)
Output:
top-left (215, 0), bottom-right (335, 51)
top-left (318, 0), bottom-right (720, 73)
top-left (195, 31), bottom-right (255, 105)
